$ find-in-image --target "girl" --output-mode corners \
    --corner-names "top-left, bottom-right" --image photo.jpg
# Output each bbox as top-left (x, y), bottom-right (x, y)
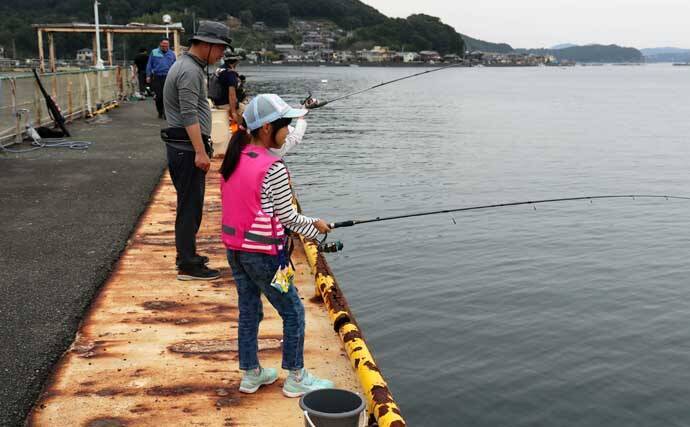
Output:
top-left (220, 94), bottom-right (334, 397)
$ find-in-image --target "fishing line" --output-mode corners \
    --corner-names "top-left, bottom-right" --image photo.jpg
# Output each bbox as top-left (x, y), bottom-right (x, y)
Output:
top-left (328, 195), bottom-right (690, 229)
top-left (303, 62), bottom-right (465, 109)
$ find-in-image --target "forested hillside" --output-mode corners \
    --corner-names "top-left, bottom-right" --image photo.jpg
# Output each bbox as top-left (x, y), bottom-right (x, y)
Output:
top-left (0, 0), bottom-right (506, 57)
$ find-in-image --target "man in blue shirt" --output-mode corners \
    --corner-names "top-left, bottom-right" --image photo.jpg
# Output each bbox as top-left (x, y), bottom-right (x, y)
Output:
top-left (146, 38), bottom-right (176, 118)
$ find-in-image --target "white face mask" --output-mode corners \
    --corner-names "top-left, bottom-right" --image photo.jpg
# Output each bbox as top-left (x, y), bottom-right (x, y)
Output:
top-left (269, 125), bottom-right (297, 157)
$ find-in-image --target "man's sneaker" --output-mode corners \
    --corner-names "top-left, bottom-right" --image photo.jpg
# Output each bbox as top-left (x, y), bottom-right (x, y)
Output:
top-left (239, 367), bottom-right (278, 393)
top-left (177, 264), bottom-right (221, 281)
top-left (176, 254), bottom-right (209, 267)
top-left (282, 368), bottom-right (334, 398)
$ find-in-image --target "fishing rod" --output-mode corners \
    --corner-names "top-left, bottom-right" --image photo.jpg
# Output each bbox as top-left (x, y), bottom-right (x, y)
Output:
top-left (303, 62), bottom-right (465, 109)
top-left (32, 69), bottom-right (70, 137)
top-left (328, 195), bottom-right (690, 229)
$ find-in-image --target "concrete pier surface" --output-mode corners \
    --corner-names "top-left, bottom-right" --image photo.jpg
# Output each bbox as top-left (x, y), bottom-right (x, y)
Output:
top-left (27, 159), bottom-right (359, 426)
top-left (1, 101), bottom-right (359, 426)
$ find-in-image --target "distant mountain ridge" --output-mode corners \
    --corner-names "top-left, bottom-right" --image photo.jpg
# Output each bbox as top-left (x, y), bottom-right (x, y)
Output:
top-left (641, 47), bottom-right (690, 63)
top-left (0, 0), bottom-right (647, 63)
top-left (0, 0), bottom-right (513, 58)
top-left (517, 44), bottom-right (643, 63)
top-left (462, 34), bottom-right (513, 53)
top-left (551, 43), bottom-right (577, 50)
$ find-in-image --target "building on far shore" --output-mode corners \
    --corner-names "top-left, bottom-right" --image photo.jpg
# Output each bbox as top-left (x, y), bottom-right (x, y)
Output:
top-left (335, 50), bottom-right (355, 62)
top-left (402, 52), bottom-right (421, 63)
top-left (419, 50), bottom-right (442, 62)
top-left (0, 46), bottom-right (5, 58)
top-left (357, 46), bottom-right (395, 62)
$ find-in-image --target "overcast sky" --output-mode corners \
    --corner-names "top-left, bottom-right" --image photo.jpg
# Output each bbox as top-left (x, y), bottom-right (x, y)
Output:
top-left (363, 0), bottom-right (690, 49)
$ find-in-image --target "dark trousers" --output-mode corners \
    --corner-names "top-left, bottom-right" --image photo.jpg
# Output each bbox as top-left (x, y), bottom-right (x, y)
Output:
top-left (166, 145), bottom-right (206, 268)
top-left (137, 70), bottom-right (147, 94)
top-left (151, 74), bottom-right (167, 116)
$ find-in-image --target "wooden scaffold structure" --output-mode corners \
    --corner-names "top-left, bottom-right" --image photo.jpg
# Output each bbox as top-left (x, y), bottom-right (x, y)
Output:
top-left (32, 23), bottom-right (185, 73)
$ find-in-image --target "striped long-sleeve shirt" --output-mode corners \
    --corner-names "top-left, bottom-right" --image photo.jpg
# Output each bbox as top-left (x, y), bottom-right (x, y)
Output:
top-left (261, 161), bottom-right (320, 239)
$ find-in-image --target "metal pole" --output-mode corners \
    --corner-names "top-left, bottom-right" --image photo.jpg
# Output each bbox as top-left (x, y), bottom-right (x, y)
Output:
top-left (94, 0), bottom-right (104, 70)
top-left (94, 0), bottom-right (103, 106)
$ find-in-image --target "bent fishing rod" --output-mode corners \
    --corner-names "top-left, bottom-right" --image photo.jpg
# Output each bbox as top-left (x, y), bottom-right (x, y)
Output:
top-left (303, 62), bottom-right (465, 109)
top-left (327, 194), bottom-right (690, 229)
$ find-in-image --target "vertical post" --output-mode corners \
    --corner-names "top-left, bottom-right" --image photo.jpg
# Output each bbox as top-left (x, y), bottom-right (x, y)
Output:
top-left (48, 32), bottom-right (56, 73)
top-left (92, 34), bottom-right (98, 66)
top-left (96, 70), bottom-right (102, 108)
top-left (116, 66), bottom-right (123, 99)
top-left (37, 29), bottom-right (45, 73)
top-left (173, 30), bottom-right (181, 57)
top-left (35, 83), bottom-right (43, 125)
top-left (11, 79), bottom-right (22, 144)
top-left (106, 31), bottom-right (113, 66)
top-left (80, 73), bottom-right (86, 118)
top-left (67, 80), bottom-right (74, 122)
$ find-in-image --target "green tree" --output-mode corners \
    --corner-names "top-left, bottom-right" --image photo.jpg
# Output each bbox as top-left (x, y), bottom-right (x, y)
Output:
top-left (239, 9), bottom-right (254, 26)
top-left (260, 2), bottom-right (290, 27)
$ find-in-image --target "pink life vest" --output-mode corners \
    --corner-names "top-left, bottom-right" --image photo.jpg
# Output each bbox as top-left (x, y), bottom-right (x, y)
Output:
top-left (221, 144), bottom-right (286, 255)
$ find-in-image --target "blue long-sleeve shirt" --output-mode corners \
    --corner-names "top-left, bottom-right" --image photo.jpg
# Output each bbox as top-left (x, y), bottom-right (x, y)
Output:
top-left (146, 48), bottom-right (176, 77)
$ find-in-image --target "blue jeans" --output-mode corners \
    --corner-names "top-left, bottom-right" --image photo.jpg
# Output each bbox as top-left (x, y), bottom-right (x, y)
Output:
top-left (227, 249), bottom-right (305, 371)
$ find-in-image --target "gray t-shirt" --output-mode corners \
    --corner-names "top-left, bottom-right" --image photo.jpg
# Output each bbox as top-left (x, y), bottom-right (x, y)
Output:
top-left (163, 52), bottom-right (211, 139)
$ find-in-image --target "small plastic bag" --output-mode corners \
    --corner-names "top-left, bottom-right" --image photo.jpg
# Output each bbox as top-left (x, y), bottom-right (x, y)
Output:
top-left (270, 263), bottom-right (295, 294)
top-left (270, 243), bottom-right (294, 294)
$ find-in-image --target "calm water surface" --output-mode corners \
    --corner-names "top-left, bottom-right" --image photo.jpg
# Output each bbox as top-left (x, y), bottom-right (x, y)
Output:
top-left (247, 64), bottom-right (690, 426)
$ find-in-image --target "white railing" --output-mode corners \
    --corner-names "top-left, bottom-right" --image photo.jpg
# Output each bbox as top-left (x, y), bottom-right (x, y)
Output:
top-left (0, 66), bottom-right (137, 143)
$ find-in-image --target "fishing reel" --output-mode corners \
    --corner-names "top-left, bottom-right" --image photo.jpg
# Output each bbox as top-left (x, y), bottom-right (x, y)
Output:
top-left (318, 235), bottom-right (344, 253)
top-left (301, 91), bottom-right (328, 110)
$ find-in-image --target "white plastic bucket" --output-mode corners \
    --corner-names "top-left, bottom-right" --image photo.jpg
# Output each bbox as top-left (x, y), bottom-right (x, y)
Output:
top-left (210, 108), bottom-right (230, 157)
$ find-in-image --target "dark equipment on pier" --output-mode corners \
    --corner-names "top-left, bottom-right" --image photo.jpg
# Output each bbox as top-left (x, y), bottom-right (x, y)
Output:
top-left (303, 62), bottom-right (465, 110)
top-left (329, 195), bottom-right (690, 229)
top-left (32, 69), bottom-right (70, 137)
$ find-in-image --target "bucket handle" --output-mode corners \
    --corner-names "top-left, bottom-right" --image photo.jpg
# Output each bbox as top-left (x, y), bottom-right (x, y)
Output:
top-left (304, 411), bottom-right (317, 427)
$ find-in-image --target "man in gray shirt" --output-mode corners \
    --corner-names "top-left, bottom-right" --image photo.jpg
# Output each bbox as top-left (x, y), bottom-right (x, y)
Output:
top-left (162, 21), bottom-right (231, 280)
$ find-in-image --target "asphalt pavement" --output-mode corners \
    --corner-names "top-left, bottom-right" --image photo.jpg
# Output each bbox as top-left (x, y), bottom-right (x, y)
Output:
top-left (0, 100), bottom-right (168, 426)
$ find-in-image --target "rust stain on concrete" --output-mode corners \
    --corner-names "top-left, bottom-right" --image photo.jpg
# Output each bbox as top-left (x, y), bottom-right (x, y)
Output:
top-left (27, 160), bottom-right (360, 426)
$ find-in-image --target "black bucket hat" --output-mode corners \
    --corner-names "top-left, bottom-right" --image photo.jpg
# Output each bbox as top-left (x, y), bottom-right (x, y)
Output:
top-left (223, 48), bottom-right (242, 62)
top-left (189, 20), bottom-right (232, 47)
